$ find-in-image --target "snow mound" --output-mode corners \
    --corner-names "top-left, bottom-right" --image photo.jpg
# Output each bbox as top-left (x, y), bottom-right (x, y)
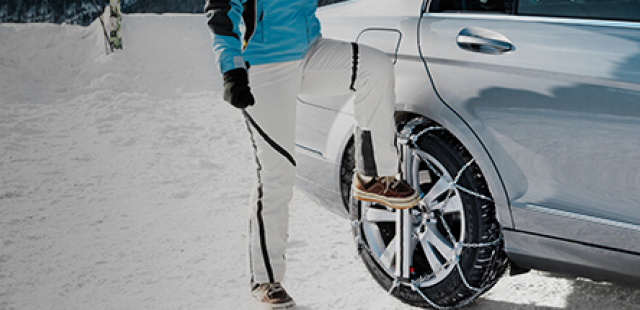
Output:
top-left (0, 20), bottom-right (105, 104)
top-left (0, 14), bottom-right (220, 105)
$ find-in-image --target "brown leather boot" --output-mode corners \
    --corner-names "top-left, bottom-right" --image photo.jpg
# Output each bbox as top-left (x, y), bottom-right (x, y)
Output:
top-left (251, 283), bottom-right (296, 310)
top-left (353, 173), bottom-right (420, 209)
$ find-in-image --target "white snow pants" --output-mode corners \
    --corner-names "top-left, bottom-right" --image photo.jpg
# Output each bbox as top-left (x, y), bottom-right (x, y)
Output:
top-left (244, 38), bottom-right (399, 284)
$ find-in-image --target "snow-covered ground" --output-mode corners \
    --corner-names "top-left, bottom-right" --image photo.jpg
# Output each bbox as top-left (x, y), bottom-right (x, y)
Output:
top-left (1, 14), bottom-right (640, 310)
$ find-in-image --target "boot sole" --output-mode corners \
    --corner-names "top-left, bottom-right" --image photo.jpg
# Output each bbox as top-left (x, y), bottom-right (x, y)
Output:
top-left (353, 188), bottom-right (421, 209)
top-left (254, 299), bottom-right (296, 310)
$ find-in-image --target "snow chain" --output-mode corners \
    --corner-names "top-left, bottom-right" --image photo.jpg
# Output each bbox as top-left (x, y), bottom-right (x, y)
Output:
top-left (353, 118), bottom-right (504, 310)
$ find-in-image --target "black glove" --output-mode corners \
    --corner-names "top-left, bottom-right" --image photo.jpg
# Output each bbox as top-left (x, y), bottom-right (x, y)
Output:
top-left (223, 68), bottom-right (255, 109)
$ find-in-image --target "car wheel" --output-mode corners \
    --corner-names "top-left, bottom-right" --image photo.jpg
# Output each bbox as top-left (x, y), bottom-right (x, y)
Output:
top-left (347, 118), bottom-right (508, 308)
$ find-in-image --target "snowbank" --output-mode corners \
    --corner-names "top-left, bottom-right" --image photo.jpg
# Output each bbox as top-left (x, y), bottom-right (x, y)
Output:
top-left (1, 14), bottom-right (639, 310)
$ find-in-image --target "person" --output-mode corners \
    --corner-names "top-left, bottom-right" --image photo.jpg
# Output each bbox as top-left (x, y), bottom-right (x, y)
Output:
top-left (204, 1), bottom-right (420, 309)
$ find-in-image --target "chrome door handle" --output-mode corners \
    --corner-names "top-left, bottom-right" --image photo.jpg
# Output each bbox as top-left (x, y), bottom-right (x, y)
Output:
top-left (456, 27), bottom-right (514, 54)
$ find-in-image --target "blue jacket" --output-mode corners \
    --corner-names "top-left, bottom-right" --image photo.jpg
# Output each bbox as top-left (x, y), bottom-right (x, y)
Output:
top-left (205, 0), bottom-right (322, 74)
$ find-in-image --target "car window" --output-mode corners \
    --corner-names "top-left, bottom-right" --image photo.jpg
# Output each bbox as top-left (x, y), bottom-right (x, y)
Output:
top-left (517, 0), bottom-right (640, 22)
top-left (429, 0), bottom-right (515, 13)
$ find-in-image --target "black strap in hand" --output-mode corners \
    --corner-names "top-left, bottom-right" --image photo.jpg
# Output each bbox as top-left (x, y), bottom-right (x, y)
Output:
top-left (223, 68), bottom-right (255, 109)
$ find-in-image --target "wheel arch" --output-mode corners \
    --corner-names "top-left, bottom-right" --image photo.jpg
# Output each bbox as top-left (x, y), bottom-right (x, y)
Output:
top-left (394, 106), bottom-right (515, 229)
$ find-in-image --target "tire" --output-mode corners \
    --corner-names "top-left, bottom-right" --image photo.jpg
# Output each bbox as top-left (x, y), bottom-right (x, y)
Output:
top-left (345, 118), bottom-right (508, 309)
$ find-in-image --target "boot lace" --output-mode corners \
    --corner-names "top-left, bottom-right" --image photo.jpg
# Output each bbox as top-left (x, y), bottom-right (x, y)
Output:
top-left (379, 176), bottom-right (400, 191)
top-left (267, 283), bottom-right (285, 298)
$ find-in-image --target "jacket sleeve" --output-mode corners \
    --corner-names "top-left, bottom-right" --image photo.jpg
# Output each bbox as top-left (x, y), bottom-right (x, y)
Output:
top-left (204, 0), bottom-right (247, 74)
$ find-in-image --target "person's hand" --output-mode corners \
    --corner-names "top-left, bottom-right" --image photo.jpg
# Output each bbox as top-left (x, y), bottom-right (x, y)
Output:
top-left (223, 68), bottom-right (255, 109)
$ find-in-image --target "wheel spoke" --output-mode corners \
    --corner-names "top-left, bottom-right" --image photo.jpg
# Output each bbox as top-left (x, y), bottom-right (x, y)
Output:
top-left (419, 233), bottom-right (444, 274)
top-left (440, 194), bottom-right (463, 214)
top-left (379, 236), bottom-right (397, 270)
top-left (428, 199), bottom-right (448, 213)
top-left (424, 223), bottom-right (456, 259)
top-left (418, 222), bottom-right (457, 273)
top-left (364, 207), bottom-right (396, 223)
top-left (421, 176), bottom-right (451, 209)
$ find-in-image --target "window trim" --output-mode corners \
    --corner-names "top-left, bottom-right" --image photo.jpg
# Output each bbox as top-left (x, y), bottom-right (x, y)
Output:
top-left (422, 12), bottom-right (640, 29)
top-left (425, 0), bottom-right (640, 24)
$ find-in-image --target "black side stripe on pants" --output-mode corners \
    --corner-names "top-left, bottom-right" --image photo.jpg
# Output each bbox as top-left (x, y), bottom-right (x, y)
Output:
top-left (243, 114), bottom-right (275, 284)
top-left (243, 110), bottom-right (296, 167)
top-left (359, 128), bottom-right (378, 177)
top-left (350, 42), bottom-right (359, 91)
top-left (255, 186), bottom-right (274, 283)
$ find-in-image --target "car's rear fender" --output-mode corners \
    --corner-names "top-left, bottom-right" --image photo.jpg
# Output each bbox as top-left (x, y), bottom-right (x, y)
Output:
top-left (295, 95), bottom-right (356, 219)
top-left (393, 56), bottom-right (514, 229)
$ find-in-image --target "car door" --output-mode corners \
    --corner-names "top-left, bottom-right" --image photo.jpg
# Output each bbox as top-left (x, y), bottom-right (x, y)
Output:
top-left (419, 0), bottom-right (640, 253)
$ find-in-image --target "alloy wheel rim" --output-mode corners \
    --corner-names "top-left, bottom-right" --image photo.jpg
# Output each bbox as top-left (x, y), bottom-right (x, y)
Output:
top-left (360, 151), bottom-right (467, 287)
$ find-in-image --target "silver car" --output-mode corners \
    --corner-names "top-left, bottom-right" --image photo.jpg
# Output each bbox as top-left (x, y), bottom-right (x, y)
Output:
top-left (294, 0), bottom-right (640, 308)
